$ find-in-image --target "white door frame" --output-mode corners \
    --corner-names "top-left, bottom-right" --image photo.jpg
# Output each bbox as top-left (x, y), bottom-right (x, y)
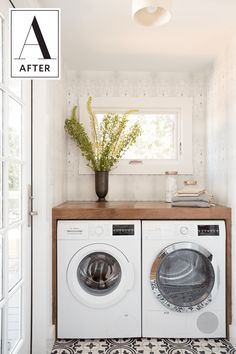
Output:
top-left (0, 0), bottom-right (32, 353)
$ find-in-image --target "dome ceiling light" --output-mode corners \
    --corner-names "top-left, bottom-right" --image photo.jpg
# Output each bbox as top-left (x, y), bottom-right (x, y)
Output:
top-left (132, 0), bottom-right (172, 27)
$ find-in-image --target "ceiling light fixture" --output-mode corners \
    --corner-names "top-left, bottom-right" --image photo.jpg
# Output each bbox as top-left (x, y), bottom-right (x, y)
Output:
top-left (132, 0), bottom-right (172, 27)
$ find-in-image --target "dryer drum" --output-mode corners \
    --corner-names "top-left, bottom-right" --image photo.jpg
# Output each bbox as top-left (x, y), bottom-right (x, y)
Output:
top-left (154, 248), bottom-right (215, 308)
top-left (77, 252), bottom-right (122, 296)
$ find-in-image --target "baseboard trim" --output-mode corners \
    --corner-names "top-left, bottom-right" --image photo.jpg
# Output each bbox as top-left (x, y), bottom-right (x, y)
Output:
top-left (230, 323), bottom-right (236, 347)
top-left (47, 325), bottom-right (55, 354)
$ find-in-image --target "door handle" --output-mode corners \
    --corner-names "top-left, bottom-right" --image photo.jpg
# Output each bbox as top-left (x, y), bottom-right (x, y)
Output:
top-left (29, 211), bottom-right (38, 216)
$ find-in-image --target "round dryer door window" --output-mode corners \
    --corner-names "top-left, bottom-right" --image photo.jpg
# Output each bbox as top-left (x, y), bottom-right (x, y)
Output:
top-left (150, 242), bottom-right (216, 312)
top-left (77, 252), bottom-right (122, 296)
top-left (67, 244), bottom-right (134, 308)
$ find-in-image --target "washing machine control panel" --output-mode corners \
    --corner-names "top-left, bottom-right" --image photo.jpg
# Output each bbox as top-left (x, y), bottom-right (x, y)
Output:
top-left (198, 224), bottom-right (220, 236)
top-left (112, 224), bottom-right (135, 236)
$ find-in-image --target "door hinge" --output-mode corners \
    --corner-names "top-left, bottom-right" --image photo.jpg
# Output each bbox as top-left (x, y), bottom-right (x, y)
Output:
top-left (179, 142), bottom-right (182, 155)
top-left (28, 184), bottom-right (38, 227)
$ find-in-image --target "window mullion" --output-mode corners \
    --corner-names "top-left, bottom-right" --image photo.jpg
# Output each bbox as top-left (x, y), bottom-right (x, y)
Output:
top-left (0, 84), bottom-right (24, 106)
top-left (3, 90), bottom-right (9, 228)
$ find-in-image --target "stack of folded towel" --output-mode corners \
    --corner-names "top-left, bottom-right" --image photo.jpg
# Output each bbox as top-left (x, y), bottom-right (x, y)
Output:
top-left (171, 188), bottom-right (214, 208)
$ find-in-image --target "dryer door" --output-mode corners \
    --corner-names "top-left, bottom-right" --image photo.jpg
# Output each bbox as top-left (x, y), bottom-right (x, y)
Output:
top-left (150, 242), bottom-right (218, 312)
top-left (67, 243), bottom-right (134, 308)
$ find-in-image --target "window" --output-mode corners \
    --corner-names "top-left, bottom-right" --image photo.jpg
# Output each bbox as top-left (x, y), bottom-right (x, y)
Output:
top-left (79, 97), bottom-right (193, 174)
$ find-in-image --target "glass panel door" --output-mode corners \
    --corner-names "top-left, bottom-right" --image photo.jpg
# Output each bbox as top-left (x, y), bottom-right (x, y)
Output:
top-left (0, 1), bottom-right (31, 353)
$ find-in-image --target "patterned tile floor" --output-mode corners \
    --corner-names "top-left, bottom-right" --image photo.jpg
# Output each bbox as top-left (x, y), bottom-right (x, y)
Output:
top-left (52, 338), bottom-right (236, 354)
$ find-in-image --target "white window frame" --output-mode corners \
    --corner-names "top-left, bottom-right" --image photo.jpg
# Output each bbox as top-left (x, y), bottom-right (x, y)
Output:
top-left (78, 97), bottom-right (193, 175)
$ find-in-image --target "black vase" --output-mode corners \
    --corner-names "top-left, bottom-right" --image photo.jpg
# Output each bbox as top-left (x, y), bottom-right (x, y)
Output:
top-left (95, 171), bottom-right (109, 202)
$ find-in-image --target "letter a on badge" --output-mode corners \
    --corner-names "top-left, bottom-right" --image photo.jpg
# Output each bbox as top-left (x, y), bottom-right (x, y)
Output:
top-left (18, 16), bottom-right (51, 59)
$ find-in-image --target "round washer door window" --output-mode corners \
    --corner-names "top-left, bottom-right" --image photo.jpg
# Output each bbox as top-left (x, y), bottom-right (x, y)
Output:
top-left (77, 252), bottom-right (122, 296)
top-left (151, 242), bottom-right (216, 312)
top-left (67, 244), bottom-right (134, 308)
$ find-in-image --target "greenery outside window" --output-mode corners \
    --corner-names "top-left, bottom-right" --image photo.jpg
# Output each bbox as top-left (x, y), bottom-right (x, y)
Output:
top-left (78, 97), bottom-right (193, 174)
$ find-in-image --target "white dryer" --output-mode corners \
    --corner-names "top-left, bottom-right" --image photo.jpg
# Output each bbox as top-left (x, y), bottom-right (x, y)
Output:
top-left (57, 220), bottom-right (141, 339)
top-left (142, 220), bottom-right (226, 338)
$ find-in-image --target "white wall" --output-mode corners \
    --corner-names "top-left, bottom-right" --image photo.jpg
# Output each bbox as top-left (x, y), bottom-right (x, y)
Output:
top-left (67, 71), bottom-right (207, 201)
top-left (33, 73), bottom-right (67, 354)
top-left (206, 37), bottom-right (236, 346)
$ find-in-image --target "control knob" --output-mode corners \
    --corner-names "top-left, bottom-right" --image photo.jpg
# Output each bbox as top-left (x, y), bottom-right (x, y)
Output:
top-left (95, 226), bottom-right (104, 235)
top-left (180, 226), bottom-right (189, 235)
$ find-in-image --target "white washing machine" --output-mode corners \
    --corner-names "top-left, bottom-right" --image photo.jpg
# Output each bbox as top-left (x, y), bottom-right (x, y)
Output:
top-left (142, 220), bottom-right (226, 338)
top-left (57, 220), bottom-right (141, 339)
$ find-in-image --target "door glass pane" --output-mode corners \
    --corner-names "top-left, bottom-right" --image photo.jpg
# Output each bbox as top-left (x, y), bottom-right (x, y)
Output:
top-left (0, 16), bottom-right (3, 83)
top-left (8, 289), bottom-right (21, 353)
top-left (0, 309), bottom-right (2, 353)
top-left (78, 252), bottom-right (122, 296)
top-left (8, 163), bottom-right (21, 225)
top-left (156, 249), bottom-right (215, 307)
top-left (8, 226), bottom-right (21, 291)
top-left (8, 98), bottom-right (22, 159)
top-left (0, 163), bottom-right (2, 228)
top-left (0, 234), bottom-right (3, 299)
top-left (9, 81), bottom-right (22, 99)
top-left (0, 90), bottom-right (2, 156)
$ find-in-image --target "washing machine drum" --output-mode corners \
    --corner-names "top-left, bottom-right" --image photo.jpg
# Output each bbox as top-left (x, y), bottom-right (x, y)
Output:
top-left (150, 242), bottom-right (217, 312)
top-left (78, 252), bottom-right (122, 296)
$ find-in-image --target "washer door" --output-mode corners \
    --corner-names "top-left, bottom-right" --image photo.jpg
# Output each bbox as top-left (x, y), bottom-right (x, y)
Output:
top-left (67, 243), bottom-right (134, 308)
top-left (78, 251), bottom-right (122, 296)
top-left (150, 242), bottom-right (218, 312)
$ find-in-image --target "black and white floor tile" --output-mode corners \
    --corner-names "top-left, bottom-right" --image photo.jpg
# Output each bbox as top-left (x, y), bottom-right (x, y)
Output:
top-left (52, 338), bottom-right (236, 354)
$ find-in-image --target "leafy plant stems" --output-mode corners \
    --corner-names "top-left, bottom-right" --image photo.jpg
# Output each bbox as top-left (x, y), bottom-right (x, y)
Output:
top-left (65, 97), bottom-right (141, 172)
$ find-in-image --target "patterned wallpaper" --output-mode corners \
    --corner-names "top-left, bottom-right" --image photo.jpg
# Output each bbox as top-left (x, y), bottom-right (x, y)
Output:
top-left (206, 37), bottom-right (236, 344)
top-left (66, 71), bottom-right (207, 201)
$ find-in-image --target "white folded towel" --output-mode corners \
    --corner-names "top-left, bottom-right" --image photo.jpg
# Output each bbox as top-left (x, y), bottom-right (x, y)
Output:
top-left (176, 188), bottom-right (205, 196)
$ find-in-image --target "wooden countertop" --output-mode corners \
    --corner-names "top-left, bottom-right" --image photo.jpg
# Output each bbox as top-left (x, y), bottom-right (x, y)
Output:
top-left (52, 201), bottom-right (232, 335)
top-left (52, 201), bottom-right (231, 220)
